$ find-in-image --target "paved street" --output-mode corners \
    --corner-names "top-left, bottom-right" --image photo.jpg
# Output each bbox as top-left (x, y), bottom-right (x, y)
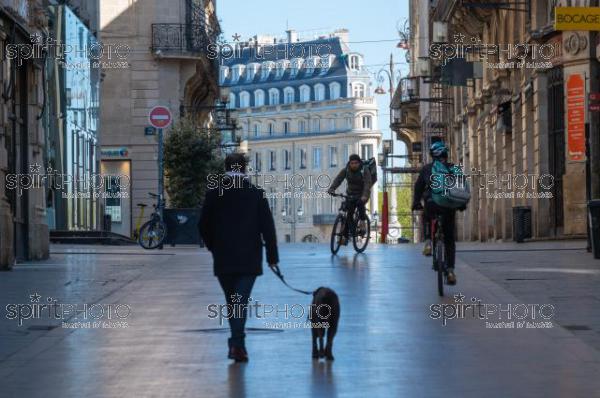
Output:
top-left (1, 241), bottom-right (600, 398)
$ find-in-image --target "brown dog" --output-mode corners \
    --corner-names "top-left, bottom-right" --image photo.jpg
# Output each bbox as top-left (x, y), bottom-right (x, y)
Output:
top-left (309, 287), bottom-right (340, 360)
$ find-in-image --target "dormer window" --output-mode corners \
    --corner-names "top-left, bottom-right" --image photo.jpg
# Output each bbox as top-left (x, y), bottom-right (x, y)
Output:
top-left (246, 63), bottom-right (259, 82)
top-left (304, 57), bottom-right (317, 76)
top-left (231, 65), bottom-right (245, 83)
top-left (290, 58), bottom-right (303, 78)
top-left (220, 66), bottom-right (230, 84)
top-left (275, 60), bottom-right (289, 79)
top-left (318, 55), bottom-right (335, 75)
top-left (350, 54), bottom-right (361, 70)
top-left (261, 62), bottom-right (274, 81)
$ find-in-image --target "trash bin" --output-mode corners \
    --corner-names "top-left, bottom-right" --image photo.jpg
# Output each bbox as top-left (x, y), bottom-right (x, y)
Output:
top-left (512, 206), bottom-right (532, 243)
top-left (587, 200), bottom-right (600, 259)
top-left (163, 208), bottom-right (203, 246)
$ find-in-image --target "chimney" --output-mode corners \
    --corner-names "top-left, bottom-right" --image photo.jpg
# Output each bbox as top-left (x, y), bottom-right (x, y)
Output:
top-left (286, 29), bottom-right (298, 43)
top-left (332, 29), bottom-right (349, 45)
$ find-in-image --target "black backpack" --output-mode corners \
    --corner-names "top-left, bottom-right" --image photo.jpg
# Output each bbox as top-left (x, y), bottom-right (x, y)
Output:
top-left (362, 157), bottom-right (377, 186)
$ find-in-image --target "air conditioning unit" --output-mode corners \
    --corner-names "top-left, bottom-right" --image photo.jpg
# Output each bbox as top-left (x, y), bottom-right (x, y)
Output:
top-left (433, 22), bottom-right (448, 43)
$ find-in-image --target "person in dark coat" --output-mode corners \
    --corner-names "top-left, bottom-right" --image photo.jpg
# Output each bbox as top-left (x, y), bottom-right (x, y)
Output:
top-left (199, 153), bottom-right (279, 362)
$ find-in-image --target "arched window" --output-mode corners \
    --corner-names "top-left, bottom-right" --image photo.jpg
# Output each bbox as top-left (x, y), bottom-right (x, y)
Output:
top-left (268, 122), bottom-right (275, 136)
top-left (268, 88), bottom-right (280, 105)
top-left (314, 84), bottom-right (325, 101)
top-left (254, 90), bottom-right (265, 107)
top-left (227, 92), bottom-right (236, 109)
top-left (253, 123), bottom-right (261, 137)
top-left (299, 85), bottom-right (311, 102)
top-left (231, 65), bottom-right (245, 83)
top-left (239, 91), bottom-right (250, 108)
top-left (246, 63), bottom-right (258, 82)
top-left (350, 55), bottom-right (361, 70)
top-left (329, 82), bottom-right (341, 100)
top-left (283, 87), bottom-right (295, 104)
top-left (352, 83), bottom-right (365, 98)
top-left (361, 115), bottom-right (372, 129)
top-left (298, 119), bottom-right (307, 133)
top-left (312, 117), bottom-right (321, 133)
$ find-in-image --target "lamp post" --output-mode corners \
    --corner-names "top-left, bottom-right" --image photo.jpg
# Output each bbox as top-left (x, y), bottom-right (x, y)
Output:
top-left (374, 54), bottom-right (400, 243)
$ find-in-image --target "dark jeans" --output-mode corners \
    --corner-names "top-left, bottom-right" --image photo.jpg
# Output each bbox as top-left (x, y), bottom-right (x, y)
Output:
top-left (217, 274), bottom-right (256, 349)
top-left (425, 200), bottom-right (456, 270)
top-left (343, 198), bottom-right (367, 237)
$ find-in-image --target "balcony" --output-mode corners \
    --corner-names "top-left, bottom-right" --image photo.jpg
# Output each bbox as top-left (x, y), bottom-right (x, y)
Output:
top-left (151, 23), bottom-right (218, 58)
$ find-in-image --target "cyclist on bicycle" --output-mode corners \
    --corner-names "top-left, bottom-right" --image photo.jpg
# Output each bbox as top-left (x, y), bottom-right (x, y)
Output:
top-left (327, 154), bottom-right (372, 245)
top-left (412, 141), bottom-right (461, 285)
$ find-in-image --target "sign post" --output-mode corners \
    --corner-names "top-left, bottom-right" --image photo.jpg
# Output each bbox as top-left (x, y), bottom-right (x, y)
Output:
top-left (148, 106), bottom-right (172, 201)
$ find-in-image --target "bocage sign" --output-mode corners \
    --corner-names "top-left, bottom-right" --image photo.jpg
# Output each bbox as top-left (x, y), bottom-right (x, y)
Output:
top-left (555, 7), bottom-right (600, 31)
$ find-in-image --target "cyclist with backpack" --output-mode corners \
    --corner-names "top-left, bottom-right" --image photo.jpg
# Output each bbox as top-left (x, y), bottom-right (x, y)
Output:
top-left (328, 154), bottom-right (375, 245)
top-left (412, 141), bottom-right (469, 285)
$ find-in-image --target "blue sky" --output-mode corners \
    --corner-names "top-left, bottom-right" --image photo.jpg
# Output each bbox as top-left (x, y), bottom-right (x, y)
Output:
top-left (217, 0), bottom-right (409, 157)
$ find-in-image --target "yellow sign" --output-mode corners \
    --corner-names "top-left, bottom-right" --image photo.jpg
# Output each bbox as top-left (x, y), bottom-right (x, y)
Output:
top-left (555, 7), bottom-right (600, 31)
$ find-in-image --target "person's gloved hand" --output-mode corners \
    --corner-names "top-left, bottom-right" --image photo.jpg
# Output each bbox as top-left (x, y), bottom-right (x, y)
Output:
top-left (412, 202), bottom-right (423, 211)
top-left (361, 196), bottom-right (368, 204)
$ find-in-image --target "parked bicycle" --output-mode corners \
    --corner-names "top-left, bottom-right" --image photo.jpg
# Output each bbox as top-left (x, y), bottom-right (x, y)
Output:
top-left (132, 203), bottom-right (148, 241)
top-left (138, 192), bottom-right (167, 250)
top-left (329, 193), bottom-right (370, 254)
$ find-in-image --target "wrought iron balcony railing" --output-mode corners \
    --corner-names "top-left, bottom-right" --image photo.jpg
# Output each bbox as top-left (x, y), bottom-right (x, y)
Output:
top-left (151, 23), bottom-right (218, 56)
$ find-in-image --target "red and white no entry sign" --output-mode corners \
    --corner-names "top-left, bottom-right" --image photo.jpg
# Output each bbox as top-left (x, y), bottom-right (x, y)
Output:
top-left (148, 106), bottom-right (172, 129)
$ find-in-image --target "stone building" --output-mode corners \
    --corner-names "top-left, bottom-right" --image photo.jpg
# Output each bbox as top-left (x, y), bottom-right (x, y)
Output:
top-left (98, 0), bottom-right (220, 236)
top-left (0, 0), bottom-right (50, 268)
top-left (222, 29), bottom-right (382, 243)
top-left (393, 0), bottom-right (599, 241)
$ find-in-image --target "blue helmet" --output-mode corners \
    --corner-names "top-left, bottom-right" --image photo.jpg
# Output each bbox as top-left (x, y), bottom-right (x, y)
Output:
top-left (430, 141), bottom-right (448, 158)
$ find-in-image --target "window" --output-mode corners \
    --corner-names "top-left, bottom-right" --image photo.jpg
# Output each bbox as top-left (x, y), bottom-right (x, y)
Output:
top-left (220, 66), bottom-right (229, 84)
top-left (261, 62), bottom-right (273, 81)
top-left (253, 123), bottom-right (261, 137)
top-left (268, 122), bottom-right (275, 136)
top-left (290, 58), bottom-right (302, 77)
top-left (361, 144), bottom-right (373, 160)
top-left (329, 146), bottom-right (338, 168)
top-left (246, 64), bottom-right (258, 82)
top-left (254, 152), bottom-right (262, 172)
top-left (345, 116), bottom-right (353, 129)
top-left (284, 149), bottom-right (291, 170)
top-left (239, 91), bottom-right (250, 108)
top-left (350, 55), bottom-right (360, 70)
top-left (228, 93), bottom-right (236, 109)
top-left (312, 118), bottom-right (321, 132)
top-left (231, 65), bottom-right (244, 83)
top-left (329, 118), bottom-right (336, 131)
top-left (254, 90), bottom-right (265, 107)
top-left (269, 89), bottom-right (280, 105)
top-left (312, 147), bottom-right (322, 169)
top-left (361, 115), bottom-right (372, 129)
top-left (299, 85), bottom-right (311, 102)
top-left (314, 84), bottom-right (325, 101)
top-left (352, 83), bottom-right (366, 98)
top-left (343, 144), bottom-right (350, 161)
top-left (329, 82), bottom-right (341, 100)
top-left (275, 61), bottom-right (288, 79)
top-left (269, 151), bottom-right (277, 171)
top-left (284, 87), bottom-right (295, 104)
top-left (299, 148), bottom-right (307, 169)
top-left (283, 121), bottom-right (290, 134)
top-left (298, 120), bottom-right (306, 133)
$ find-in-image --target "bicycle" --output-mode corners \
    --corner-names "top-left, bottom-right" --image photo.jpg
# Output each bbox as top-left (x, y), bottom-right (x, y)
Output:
top-left (138, 192), bottom-right (167, 250)
top-left (132, 203), bottom-right (148, 241)
top-left (431, 213), bottom-right (447, 296)
top-left (329, 193), bottom-right (370, 255)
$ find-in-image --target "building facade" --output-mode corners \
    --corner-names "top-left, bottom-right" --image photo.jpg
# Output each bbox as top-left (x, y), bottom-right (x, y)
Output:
top-left (98, 0), bottom-right (220, 237)
top-left (393, 0), bottom-right (599, 242)
top-left (0, 0), bottom-right (50, 268)
top-left (223, 29), bottom-right (382, 243)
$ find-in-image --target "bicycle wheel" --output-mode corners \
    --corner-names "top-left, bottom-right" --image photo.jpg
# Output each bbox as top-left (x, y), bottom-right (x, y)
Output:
top-left (434, 237), bottom-right (445, 296)
top-left (352, 213), bottom-right (370, 253)
top-left (330, 214), bottom-right (345, 255)
top-left (138, 219), bottom-right (167, 249)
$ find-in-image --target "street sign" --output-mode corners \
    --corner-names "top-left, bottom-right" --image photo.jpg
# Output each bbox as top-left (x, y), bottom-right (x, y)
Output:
top-left (589, 93), bottom-right (600, 101)
top-left (590, 104), bottom-right (600, 112)
top-left (144, 126), bottom-right (156, 136)
top-left (148, 106), bottom-right (172, 129)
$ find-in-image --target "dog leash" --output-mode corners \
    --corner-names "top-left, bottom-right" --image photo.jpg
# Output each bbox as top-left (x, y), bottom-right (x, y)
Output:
top-left (269, 264), bottom-right (313, 295)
